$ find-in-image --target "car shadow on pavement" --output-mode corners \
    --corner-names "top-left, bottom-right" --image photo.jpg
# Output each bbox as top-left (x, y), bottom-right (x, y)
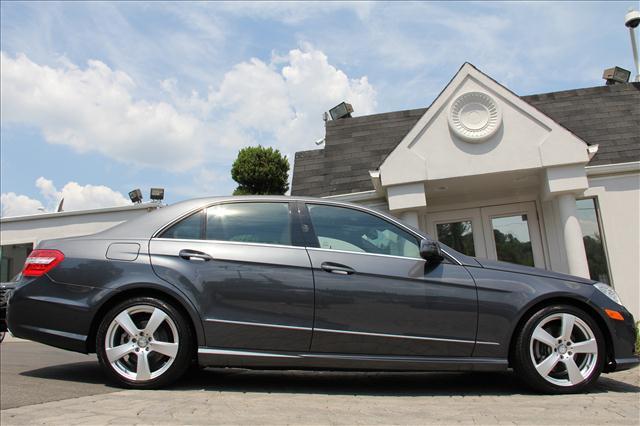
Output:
top-left (21, 362), bottom-right (639, 397)
top-left (20, 361), bottom-right (118, 388)
top-left (170, 367), bottom-right (640, 397)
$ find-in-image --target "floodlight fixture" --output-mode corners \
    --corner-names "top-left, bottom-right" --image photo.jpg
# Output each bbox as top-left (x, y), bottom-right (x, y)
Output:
top-left (602, 66), bottom-right (631, 85)
top-left (129, 189), bottom-right (143, 204)
top-left (150, 187), bottom-right (165, 202)
top-left (329, 102), bottom-right (354, 120)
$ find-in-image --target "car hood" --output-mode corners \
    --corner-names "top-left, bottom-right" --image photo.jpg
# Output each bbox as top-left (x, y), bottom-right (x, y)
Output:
top-left (474, 258), bottom-right (596, 285)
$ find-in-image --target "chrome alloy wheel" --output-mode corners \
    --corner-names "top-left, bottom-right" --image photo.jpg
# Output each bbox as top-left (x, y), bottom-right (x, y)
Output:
top-left (529, 313), bottom-right (598, 387)
top-left (104, 305), bottom-right (179, 382)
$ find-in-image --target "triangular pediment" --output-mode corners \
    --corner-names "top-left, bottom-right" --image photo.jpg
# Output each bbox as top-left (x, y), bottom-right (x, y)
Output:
top-left (379, 63), bottom-right (591, 187)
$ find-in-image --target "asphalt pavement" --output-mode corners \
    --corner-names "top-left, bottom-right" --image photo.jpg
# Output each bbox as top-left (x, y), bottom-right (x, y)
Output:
top-left (1, 338), bottom-right (639, 425)
top-left (0, 337), bottom-right (117, 410)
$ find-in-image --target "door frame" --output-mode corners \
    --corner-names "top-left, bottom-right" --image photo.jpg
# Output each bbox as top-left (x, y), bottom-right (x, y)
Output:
top-left (480, 202), bottom-right (545, 268)
top-left (426, 208), bottom-right (487, 259)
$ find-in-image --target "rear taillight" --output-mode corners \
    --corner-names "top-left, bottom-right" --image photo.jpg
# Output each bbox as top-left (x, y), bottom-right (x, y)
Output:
top-left (22, 249), bottom-right (65, 277)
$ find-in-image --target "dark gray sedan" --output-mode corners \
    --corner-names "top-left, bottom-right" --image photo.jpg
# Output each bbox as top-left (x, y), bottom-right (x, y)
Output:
top-left (7, 196), bottom-right (638, 393)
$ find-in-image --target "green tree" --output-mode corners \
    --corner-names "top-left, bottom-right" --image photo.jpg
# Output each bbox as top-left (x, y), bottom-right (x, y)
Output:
top-left (231, 146), bottom-right (290, 195)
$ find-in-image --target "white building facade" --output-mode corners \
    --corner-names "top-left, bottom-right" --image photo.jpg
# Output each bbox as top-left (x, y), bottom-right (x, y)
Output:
top-left (0, 203), bottom-right (160, 281)
top-left (292, 64), bottom-right (640, 318)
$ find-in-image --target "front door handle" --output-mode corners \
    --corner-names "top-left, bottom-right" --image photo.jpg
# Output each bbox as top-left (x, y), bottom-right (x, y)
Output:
top-left (179, 249), bottom-right (213, 262)
top-left (321, 262), bottom-right (355, 275)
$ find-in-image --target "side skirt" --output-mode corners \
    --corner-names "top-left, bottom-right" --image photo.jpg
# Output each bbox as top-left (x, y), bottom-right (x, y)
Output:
top-left (197, 347), bottom-right (509, 372)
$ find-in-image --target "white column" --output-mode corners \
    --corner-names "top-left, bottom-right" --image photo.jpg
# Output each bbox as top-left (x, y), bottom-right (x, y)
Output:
top-left (557, 193), bottom-right (590, 278)
top-left (400, 211), bottom-right (420, 229)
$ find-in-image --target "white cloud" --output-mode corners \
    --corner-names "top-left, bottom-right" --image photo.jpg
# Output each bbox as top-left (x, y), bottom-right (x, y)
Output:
top-left (1, 46), bottom-right (376, 173)
top-left (0, 177), bottom-right (129, 217)
top-left (206, 44), bottom-right (377, 153)
top-left (0, 193), bottom-right (45, 217)
top-left (1, 52), bottom-right (210, 172)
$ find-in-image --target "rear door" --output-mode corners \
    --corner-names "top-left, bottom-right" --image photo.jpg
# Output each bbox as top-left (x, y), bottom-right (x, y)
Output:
top-left (302, 202), bottom-right (478, 357)
top-left (149, 201), bottom-right (314, 352)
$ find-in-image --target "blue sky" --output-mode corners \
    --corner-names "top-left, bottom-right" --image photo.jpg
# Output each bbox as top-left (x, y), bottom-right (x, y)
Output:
top-left (0, 1), bottom-right (636, 216)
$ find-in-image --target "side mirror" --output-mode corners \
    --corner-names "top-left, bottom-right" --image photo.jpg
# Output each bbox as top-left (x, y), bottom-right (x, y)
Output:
top-left (420, 238), bottom-right (444, 263)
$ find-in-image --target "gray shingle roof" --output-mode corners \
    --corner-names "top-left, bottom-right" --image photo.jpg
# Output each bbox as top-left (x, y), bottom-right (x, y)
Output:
top-left (291, 83), bottom-right (640, 197)
top-left (522, 83), bottom-right (639, 166)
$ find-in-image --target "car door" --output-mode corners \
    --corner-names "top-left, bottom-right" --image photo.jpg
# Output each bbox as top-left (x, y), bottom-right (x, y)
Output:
top-left (302, 202), bottom-right (478, 357)
top-left (149, 201), bottom-right (314, 352)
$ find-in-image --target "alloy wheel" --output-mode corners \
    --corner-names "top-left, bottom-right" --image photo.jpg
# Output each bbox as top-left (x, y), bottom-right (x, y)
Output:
top-left (104, 305), bottom-right (179, 382)
top-left (529, 312), bottom-right (598, 387)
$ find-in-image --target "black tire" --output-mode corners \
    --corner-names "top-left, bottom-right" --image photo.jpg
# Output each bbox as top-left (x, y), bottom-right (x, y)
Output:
top-left (96, 296), bottom-right (193, 389)
top-left (513, 304), bottom-right (605, 394)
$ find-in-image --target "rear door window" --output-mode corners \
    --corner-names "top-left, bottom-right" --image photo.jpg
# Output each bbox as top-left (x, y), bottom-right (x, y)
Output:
top-left (205, 202), bottom-right (292, 246)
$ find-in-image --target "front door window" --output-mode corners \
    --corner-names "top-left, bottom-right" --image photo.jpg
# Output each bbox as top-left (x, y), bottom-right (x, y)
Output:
top-left (307, 204), bottom-right (421, 258)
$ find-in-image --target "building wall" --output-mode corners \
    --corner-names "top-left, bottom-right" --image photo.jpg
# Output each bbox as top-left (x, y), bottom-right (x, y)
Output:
top-left (0, 204), bottom-right (158, 247)
top-left (584, 172), bottom-right (640, 317)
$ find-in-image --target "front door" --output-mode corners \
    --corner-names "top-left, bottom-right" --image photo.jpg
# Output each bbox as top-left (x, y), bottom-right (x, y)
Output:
top-left (302, 202), bottom-right (478, 357)
top-left (426, 202), bottom-right (545, 268)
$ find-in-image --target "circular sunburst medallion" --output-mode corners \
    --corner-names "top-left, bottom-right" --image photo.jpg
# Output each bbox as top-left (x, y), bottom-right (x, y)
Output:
top-left (448, 92), bottom-right (502, 143)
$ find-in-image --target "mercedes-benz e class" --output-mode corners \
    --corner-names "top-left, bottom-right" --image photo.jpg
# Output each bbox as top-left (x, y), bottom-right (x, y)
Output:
top-left (7, 196), bottom-right (638, 393)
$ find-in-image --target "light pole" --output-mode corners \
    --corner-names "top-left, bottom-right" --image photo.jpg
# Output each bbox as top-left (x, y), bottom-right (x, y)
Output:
top-left (625, 9), bottom-right (640, 82)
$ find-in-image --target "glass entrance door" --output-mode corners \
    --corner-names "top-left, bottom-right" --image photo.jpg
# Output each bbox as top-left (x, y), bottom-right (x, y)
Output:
top-left (426, 202), bottom-right (545, 268)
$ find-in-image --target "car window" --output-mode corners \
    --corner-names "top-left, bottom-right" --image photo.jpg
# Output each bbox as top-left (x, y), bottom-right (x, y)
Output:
top-left (307, 204), bottom-right (420, 258)
top-left (206, 202), bottom-right (292, 246)
top-left (160, 210), bottom-right (204, 240)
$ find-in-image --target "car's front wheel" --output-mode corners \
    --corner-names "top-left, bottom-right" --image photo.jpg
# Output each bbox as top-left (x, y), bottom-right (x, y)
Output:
top-left (96, 296), bottom-right (193, 389)
top-left (513, 304), bottom-right (604, 394)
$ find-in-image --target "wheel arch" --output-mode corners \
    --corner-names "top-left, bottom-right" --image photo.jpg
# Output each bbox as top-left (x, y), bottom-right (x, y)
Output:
top-left (86, 283), bottom-right (205, 354)
top-left (507, 296), bottom-right (614, 369)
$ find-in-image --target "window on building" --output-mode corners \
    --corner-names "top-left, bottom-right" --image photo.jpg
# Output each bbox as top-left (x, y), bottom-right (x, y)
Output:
top-left (206, 203), bottom-right (292, 246)
top-left (491, 214), bottom-right (535, 267)
top-left (307, 204), bottom-right (420, 258)
top-left (576, 198), bottom-right (610, 284)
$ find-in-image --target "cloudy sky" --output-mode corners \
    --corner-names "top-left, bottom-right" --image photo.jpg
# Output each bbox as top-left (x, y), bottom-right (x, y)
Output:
top-left (0, 1), bottom-right (636, 216)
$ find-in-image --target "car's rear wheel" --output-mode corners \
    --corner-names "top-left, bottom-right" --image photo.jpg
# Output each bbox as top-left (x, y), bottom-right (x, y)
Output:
top-left (96, 296), bottom-right (193, 389)
top-left (513, 304), bottom-right (604, 394)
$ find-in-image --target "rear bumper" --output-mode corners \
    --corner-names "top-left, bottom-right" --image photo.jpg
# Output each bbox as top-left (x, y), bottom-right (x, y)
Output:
top-left (7, 276), bottom-right (114, 353)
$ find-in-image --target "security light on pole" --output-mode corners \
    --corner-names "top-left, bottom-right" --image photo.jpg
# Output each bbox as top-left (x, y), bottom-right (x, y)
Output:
top-left (624, 9), bottom-right (640, 82)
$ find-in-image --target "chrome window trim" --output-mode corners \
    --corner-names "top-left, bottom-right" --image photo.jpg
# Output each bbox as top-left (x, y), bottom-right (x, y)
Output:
top-left (306, 247), bottom-right (426, 262)
top-left (152, 237), bottom-right (307, 251)
top-left (307, 246), bottom-right (461, 265)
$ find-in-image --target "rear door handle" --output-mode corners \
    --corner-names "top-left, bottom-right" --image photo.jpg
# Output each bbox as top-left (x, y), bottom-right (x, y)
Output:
top-left (179, 249), bottom-right (213, 262)
top-left (321, 262), bottom-right (355, 275)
